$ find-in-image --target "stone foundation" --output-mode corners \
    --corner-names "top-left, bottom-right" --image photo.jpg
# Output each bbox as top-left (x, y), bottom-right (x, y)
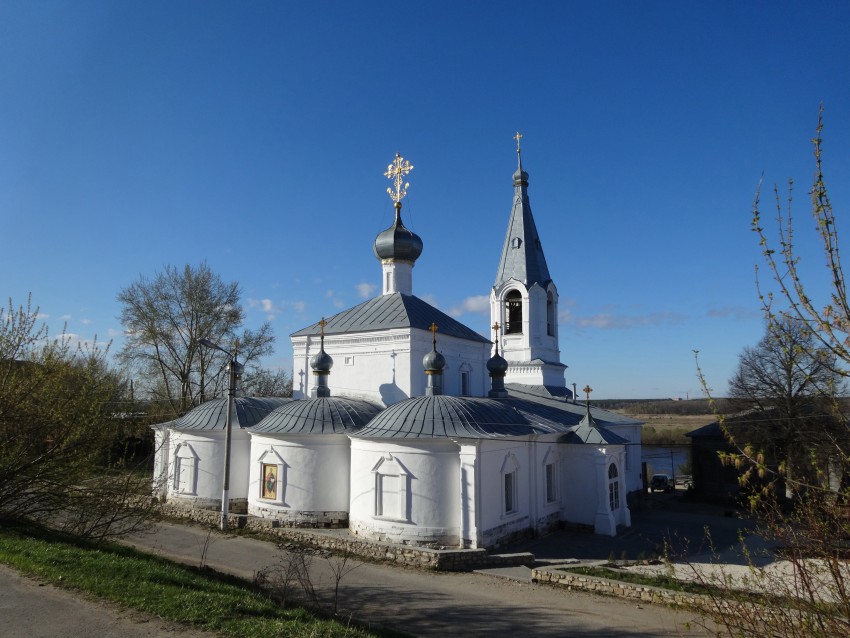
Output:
top-left (480, 515), bottom-right (533, 548)
top-left (248, 518), bottom-right (533, 571)
top-left (535, 510), bottom-right (561, 535)
top-left (160, 504), bottom-right (533, 571)
top-left (533, 567), bottom-right (710, 609)
top-left (248, 505), bottom-right (347, 528)
top-left (348, 518), bottom-right (459, 548)
top-left (162, 497), bottom-right (246, 517)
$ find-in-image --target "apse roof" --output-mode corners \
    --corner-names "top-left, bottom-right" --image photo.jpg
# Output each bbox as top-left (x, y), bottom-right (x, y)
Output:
top-left (173, 397), bottom-right (291, 431)
top-left (350, 387), bottom-right (641, 440)
top-left (504, 384), bottom-right (642, 427)
top-left (251, 397), bottom-right (383, 435)
top-left (559, 419), bottom-right (630, 445)
top-left (350, 395), bottom-right (540, 439)
top-left (291, 292), bottom-right (489, 343)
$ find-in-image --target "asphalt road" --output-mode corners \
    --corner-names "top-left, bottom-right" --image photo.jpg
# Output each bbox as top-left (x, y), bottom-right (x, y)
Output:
top-left (120, 521), bottom-right (714, 637)
top-left (2, 493), bottom-right (737, 637)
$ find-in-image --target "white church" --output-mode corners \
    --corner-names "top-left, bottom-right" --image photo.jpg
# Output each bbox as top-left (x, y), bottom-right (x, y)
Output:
top-left (152, 140), bottom-right (642, 548)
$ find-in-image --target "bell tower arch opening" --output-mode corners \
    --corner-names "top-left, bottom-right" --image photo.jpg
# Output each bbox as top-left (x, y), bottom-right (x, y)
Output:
top-left (504, 289), bottom-right (523, 335)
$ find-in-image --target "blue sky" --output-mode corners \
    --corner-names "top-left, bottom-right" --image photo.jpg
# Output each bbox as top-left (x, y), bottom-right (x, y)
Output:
top-left (2, 1), bottom-right (849, 399)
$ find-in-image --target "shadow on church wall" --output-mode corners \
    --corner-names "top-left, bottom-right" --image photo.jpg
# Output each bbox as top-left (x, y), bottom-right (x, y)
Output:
top-left (379, 381), bottom-right (407, 406)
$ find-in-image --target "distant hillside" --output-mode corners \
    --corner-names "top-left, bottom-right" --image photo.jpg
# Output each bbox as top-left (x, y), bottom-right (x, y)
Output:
top-left (595, 398), bottom-right (730, 416)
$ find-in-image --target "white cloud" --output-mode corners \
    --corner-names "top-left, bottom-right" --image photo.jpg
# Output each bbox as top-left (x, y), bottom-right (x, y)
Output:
top-left (60, 314), bottom-right (72, 321)
top-left (36, 313), bottom-right (50, 320)
top-left (81, 318), bottom-right (92, 325)
top-left (248, 297), bottom-right (283, 320)
top-left (707, 306), bottom-right (761, 321)
top-left (261, 298), bottom-right (282, 320)
top-left (333, 299), bottom-right (345, 308)
top-left (420, 293), bottom-right (438, 307)
top-left (293, 301), bottom-right (306, 314)
top-left (558, 310), bottom-right (574, 324)
top-left (355, 282), bottom-right (377, 298)
top-left (449, 295), bottom-right (490, 317)
top-left (575, 311), bottom-right (687, 329)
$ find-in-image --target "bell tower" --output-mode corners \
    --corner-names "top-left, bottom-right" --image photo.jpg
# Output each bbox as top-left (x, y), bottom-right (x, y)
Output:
top-left (490, 133), bottom-right (566, 387)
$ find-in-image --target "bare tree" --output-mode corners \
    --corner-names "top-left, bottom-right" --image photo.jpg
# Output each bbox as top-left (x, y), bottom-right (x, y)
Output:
top-left (728, 316), bottom-right (844, 496)
top-left (241, 367), bottom-right (292, 397)
top-left (753, 108), bottom-right (850, 383)
top-left (256, 544), bottom-right (318, 609)
top-left (325, 550), bottom-right (361, 615)
top-left (117, 262), bottom-right (274, 416)
top-left (690, 110), bottom-right (850, 637)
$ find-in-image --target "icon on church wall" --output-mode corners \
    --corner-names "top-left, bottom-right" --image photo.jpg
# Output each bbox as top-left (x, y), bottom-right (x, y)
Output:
top-left (262, 463), bottom-right (277, 499)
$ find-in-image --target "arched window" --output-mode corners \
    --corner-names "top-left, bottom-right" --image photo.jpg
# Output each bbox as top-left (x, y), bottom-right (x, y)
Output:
top-left (546, 291), bottom-right (555, 336)
top-left (372, 455), bottom-right (410, 522)
top-left (172, 443), bottom-right (198, 496)
top-left (504, 290), bottom-right (523, 334)
top-left (608, 463), bottom-right (620, 511)
top-left (501, 453), bottom-right (520, 515)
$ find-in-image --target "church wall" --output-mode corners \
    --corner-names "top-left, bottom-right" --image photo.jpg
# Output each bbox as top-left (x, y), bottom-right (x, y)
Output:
top-left (409, 331), bottom-right (490, 398)
top-left (534, 439), bottom-right (563, 534)
top-left (151, 426), bottom-right (170, 500)
top-left (349, 437), bottom-right (461, 546)
top-left (560, 445), bottom-right (602, 527)
top-left (247, 433), bottom-right (350, 526)
top-left (292, 328), bottom-right (490, 404)
top-left (292, 330), bottom-right (412, 404)
top-left (603, 423), bottom-right (643, 494)
top-left (165, 428), bottom-right (253, 511)
top-left (560, 444), bottom-right (631, 535)
top-left (476, 438), bottom-right (535, 547)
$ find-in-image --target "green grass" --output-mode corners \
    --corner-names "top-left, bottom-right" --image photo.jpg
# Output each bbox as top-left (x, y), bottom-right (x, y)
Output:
top-left (0, 524), bottom-right (388, 637)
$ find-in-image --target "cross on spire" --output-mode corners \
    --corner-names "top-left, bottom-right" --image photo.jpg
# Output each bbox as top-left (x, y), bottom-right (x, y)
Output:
top-left (491, 321), bottom-right (501, 356)
top-left (318, 317), bottom-right (327, 338)
top-left (583, 385), bottom-right (593, 403)
top-left (384, 153), bottom-right (414, 204)
top-left (429, 322), bottom-right (438, 347)
top-left (513, 131), bottom-right (524, 169)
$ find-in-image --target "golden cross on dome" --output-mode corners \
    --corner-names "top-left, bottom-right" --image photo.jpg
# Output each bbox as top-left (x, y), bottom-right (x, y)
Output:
top-left (583, 385), bottom-right (593, 402)
top-left (429, 322), bottom-right (438, 346)
top-left (233, 338), bottom-right (239, 357)
top-left (384, 153), bottom-right (413, 204)
top-left (318, 318), bottom-right (326, 339)
top-left (491, 321), bottom-right (501, 355)
top-left (513, 131), bottom-right (523, 153)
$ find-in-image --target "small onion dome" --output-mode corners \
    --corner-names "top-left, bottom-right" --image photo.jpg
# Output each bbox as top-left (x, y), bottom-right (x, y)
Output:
top-left (310, 347), bottom-right (333, 373)
top-left (423, 346), bottom-right (446, 373)
top-left (486, 351), bottom-right (508, 376)
top-left (512, 165), bottom-right (529, 186)
top-left (373, 204), bottom-right (423, 262)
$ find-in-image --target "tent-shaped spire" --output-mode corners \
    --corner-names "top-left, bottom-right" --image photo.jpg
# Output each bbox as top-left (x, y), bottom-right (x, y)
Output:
top-left (493, 132), bottom-right (552, 290)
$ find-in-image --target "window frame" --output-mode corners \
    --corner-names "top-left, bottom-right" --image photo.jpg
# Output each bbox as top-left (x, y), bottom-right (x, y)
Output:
top-left (608, 462), bottom-right (620, 511)
top-left (371, 454), bottom-right (410, 523)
